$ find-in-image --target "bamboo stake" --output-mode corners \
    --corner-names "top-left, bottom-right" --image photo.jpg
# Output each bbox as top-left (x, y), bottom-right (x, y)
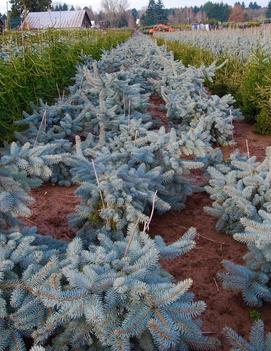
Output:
top-left (128, 100), bottom-right (131, 116)
top-left (124, 191), bottom-right (157, 258)
top-left (91, 159), bottom-right (105, 209)
top-left (230, 109), bottom-right (234, 143)
top-left (34, 109), bottom-right (47, 147)
top-left (124, 218), bottom-right (140, 258)
top-left (143, 190), bottom-right (158, 233)
top-left (246, 139), bottom-right (250, 158)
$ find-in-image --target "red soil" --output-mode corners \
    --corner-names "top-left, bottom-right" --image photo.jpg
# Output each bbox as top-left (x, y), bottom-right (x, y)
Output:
top-left (25, 185), bottom-right (79, 240)
top-left (24, 99), bottom-right (271, 350)
top-left (148, 94), bottom-right (170, 130)
top-left (150, 193), bottom-right (271, 350)
top-left (223, 120), bottom-right (271, 160)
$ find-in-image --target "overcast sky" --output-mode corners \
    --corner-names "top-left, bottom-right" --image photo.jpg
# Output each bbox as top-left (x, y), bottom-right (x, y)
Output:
top-left (0, 0), bottom-right (270, 15)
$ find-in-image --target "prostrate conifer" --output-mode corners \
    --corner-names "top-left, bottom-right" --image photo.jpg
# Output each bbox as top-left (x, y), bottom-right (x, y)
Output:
top-left (151, 51), bottom-right (240, 146)
top-left (205, 148), bottom-right (271, 234)
top-left (224, 320), bottom-right (271, 351)
top-left (0, 34), bottom-right (244, 350)
top-left (207, 147), bottom-right (271, 341)
top-left (28, 227), bottom-right (218, 350)
top-left (69, 122), bottom-right (204, 237)
top-left (0, 142), bottom-right (65, 229)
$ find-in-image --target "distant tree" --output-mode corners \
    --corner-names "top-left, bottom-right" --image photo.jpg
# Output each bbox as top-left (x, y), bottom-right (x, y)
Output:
top-left (131, 8), bottom-right (138, 20)
top-left (203, 2), bottom-right (231, 22)
top-left (267, 1), bottom-right (271, 18)
top-left (116, 12), bottom-right (128, 26)
top-left (0, 13), bottom-right (7, 21)
top-left (101, 0), bottom-right (129, 27)
top-left (70, 5), bottom-right (75, 10)
top-left (141, 0), bottom-right (158, 25)
top-left (10, 0), bottom-right (52, 18)
top-left (229, 3), bottom-right (245, 22)
top-left (52, 3), bottom-right (69, 11)
top-left (248, 2), bottom-right (261, 9)
top-left (155, 0), bottom-right (167, 23)
top-left (193, 6), bottom-right (199, 13)
top-left (234, 2), bottom-right (246, 8)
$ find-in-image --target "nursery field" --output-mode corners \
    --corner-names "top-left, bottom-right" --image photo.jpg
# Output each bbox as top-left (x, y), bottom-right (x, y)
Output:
top-left (1, 33), bottom-right (271, 351)
top-left (0, 28), bottom-right (132, 142)
top-left (155, 26), bottom-right (271, 135)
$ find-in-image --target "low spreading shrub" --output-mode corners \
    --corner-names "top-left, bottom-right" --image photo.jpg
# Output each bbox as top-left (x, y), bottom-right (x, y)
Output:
top-left (0, 34), bottom-right (232, 350)
top-left (156, 35), bottom-right (271, 135)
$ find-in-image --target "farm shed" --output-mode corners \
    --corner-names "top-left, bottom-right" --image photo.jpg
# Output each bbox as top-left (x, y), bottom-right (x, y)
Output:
top-left (21, 10), bottom-right (92, 30)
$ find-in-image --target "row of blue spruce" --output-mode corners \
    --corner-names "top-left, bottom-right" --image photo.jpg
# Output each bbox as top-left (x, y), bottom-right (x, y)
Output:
top-left (1, 33), bottom-right (269, 350)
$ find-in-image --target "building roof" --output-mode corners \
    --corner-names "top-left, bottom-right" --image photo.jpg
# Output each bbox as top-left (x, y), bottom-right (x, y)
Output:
top-left (22, 10), bottom-right (90, 29)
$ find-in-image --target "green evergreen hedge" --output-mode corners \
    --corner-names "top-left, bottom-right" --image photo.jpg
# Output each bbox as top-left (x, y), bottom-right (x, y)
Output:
top-left (0, 29), bottom-right (132, 142)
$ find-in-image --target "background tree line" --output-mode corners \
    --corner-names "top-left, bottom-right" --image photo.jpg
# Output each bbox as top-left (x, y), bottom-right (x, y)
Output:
top-left (142, 0), bottom-right (271, 26)
top-left (3, 0), bottom-right (271, 29)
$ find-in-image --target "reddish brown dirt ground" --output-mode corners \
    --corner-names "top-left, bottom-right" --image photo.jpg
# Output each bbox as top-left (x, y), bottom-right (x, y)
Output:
top-left (148, 94), bottom-right (170, 129)
top-left (150, 193), bottom-right (271, 350)
top-left (25, 185), bottom-right (79, 240)
top-left (223, 120), bottom-right (271, 160)
top-left (24, 100), bottom-right (271, 350)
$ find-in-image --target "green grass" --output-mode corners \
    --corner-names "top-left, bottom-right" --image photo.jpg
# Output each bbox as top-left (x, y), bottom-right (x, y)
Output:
top-left (0, 29), bottom-right (132, 142)
top-left (157, 38), bottom-right (271, 135)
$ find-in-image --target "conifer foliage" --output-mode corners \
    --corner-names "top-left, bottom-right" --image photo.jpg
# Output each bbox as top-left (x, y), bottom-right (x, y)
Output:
top-left (203, 145), bottom-right (271, 348)
top-left (205, 147), bottom-right (271, 234)
top-left (206, 147), bottom-right (271, 308)
top-left (203, 133), bottom-right (271, 341)
top-left (0, 34), bottom-right (243, 350)
top-left (224, 320), bottom-right (271, 351)
top-left (0, 142), bottom-right (65, 229)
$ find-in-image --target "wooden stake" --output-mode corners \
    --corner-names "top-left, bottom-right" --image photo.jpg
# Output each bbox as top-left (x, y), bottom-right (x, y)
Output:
top-left (124, 218), bottom-right (140, 258)
top-left (213, 277), bottom-right (220, 292)
top-left (246, 139), bottom-right (250, 158)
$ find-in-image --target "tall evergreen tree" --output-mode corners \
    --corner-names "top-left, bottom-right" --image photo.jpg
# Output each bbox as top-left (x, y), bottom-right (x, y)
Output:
top-left (53, 3), bottom-right (69, 11)
top-left (141, 0), bottom-right (168, 26)
top-left (155, 0), bottom-right (168, 23)
top-left (249, 1), bottom-right (261, 9)
top-left (10, 0), bottom-right (52, 17)
top-left (131, 8), bottom-right (138, 20)
top-left (141, 0), bottom-right (158, 26)
top-left (203, 1), bottom-right (231, 22)
top-left (267, 1), bottom-right (271, 18)
top-left (235, 1), bottom-right (246, 8)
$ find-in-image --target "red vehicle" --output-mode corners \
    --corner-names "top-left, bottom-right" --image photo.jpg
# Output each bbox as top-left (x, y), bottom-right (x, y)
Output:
top-left (149, 24), bottom-right (176, 34)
